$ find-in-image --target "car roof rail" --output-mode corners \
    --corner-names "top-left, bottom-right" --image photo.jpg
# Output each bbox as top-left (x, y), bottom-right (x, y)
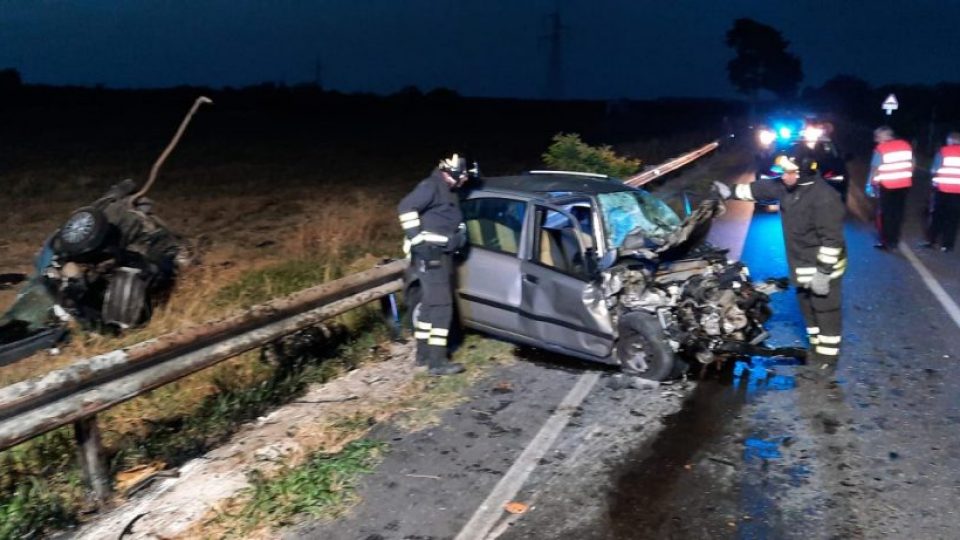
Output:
top-left (526, 170), bottom-right (611, 179)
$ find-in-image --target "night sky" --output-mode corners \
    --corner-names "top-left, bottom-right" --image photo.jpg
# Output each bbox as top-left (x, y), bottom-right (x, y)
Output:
top-left (3, 0), bottom-right (958, 99)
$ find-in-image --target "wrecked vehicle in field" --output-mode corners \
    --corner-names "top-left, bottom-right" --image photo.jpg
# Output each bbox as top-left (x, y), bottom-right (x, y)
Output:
top-left (404, 171), bottom-right (797, 380)
top-left (0, 96), bottom-right (210, 365)
top-left (0, 180), bottom-right (189, 364)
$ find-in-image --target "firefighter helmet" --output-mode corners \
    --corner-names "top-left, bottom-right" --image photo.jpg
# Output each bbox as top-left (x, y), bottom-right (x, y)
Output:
top-left (439, 153), bottom-right (480, 185)
top-left (775, 154), bottom-right (818, 176)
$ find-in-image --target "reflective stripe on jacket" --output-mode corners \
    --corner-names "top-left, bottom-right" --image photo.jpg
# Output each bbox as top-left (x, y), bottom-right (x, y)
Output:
top-left (872, 139), bottom-right (913, 189)
top-left (397, 169), bottom-right (464, 248)
top-left (932, 145), bottom-right (960, 194)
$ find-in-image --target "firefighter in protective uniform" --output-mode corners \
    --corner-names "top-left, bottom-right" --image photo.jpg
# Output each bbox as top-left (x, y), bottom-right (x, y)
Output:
top-left (715, 154), bottom-right (847, 372)
top-left (397, 154), bottom-right (474, 375)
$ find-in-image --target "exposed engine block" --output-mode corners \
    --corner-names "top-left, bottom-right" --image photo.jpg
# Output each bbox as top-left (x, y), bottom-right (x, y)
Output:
top-left (603, 254), bottom-right (772, 363)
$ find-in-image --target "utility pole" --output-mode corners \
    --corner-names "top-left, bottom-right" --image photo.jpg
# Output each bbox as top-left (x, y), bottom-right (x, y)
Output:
top-left (541, 3), bottom-right (566, 100)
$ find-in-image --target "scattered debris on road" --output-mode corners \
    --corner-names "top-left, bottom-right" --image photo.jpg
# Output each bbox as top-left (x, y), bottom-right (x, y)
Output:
top-left (504, 501), bottom-right (530, 515)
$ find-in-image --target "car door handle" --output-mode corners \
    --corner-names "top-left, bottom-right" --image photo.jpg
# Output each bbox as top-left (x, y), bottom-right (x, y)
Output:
top-left (522, 273), bottom-right (539, 284)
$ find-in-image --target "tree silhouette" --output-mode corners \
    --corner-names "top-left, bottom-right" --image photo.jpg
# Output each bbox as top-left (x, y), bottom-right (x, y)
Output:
top-left (725, 18), bottom-right (803, 99)
top-left (804, 74), bottom-right (874, 118)
top-left (0, 68), bottom-right (21, 90)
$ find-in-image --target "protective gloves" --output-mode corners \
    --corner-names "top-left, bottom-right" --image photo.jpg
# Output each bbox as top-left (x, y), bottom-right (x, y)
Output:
top-left (712, 181), bottom-right (732, 200)
top-left (809, 271), bottom-right (831, 296)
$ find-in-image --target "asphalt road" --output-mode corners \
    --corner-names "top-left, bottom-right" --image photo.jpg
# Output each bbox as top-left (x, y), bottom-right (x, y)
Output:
top-left (289, 170), bottom-right (960, 540)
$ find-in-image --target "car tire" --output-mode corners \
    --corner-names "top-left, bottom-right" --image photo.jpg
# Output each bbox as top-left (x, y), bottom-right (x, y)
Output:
top-left (102, 267), bottom-right (150, 328)
top-left (616, 312), bottom-right (676, 381)
top-left (55, 206), bottom-right (110, 257)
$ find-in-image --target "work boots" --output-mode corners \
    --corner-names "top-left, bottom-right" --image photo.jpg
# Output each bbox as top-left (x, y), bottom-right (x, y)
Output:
top-left (810, 353), bottom-right (838, 375)
top-left (427, 346), bottom-right (465, 376)
top-left (801, 351), bottom-right (841, 395)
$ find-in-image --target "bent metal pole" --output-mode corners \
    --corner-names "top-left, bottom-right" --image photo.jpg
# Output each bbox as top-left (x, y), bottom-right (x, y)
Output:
top-left (131, 95), bottom-right (213, 201)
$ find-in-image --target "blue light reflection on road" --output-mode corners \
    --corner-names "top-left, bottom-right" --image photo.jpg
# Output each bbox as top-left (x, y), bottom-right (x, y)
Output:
top-left (734, 207), bottom-right (809, 539)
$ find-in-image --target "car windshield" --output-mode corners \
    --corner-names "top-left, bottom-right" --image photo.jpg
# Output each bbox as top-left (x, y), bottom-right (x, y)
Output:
top-left (598, 190), bottom-right (681, 249)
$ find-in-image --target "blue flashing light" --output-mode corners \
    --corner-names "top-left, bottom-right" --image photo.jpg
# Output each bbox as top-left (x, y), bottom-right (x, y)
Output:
top-left (777, 126), bottom-right (792, 139)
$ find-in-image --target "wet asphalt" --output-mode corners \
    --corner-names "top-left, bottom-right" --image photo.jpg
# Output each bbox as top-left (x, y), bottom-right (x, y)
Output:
top-left (289, 183), bottom-right (960, 540)
top-left (500, 210), bottom-right (960, 539)
top-left (285, 354), bottom-right (614, 540)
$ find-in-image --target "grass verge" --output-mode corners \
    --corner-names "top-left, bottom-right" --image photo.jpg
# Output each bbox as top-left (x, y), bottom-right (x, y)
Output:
top-left (224, 440), bottom-right (386, 536)
top-left (193, 333), bottom-right (513, 539)
top-left (395, 334), bottom-right (514, 431)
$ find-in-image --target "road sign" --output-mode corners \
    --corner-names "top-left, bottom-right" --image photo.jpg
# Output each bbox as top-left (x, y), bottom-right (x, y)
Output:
top-left (882, 93), bottom-right (899, 116)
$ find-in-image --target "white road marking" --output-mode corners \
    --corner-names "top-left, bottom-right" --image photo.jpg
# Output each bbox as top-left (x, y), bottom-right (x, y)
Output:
top-left (899, 242), bottom-right (960, 329)
top-left (454, 372), bottom-right (601, 540)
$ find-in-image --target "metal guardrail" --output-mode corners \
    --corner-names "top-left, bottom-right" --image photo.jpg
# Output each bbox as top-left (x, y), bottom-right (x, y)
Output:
top-left (0, 137), bottom-right (721, 502)
top-left (623, 139), bottom-right (722, 187)
top-left (0, 259), bottom-right (406, 500)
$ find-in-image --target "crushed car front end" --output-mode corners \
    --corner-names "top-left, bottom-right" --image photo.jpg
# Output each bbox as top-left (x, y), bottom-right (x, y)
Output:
top-left (595, 191), bottom-right (799, 379)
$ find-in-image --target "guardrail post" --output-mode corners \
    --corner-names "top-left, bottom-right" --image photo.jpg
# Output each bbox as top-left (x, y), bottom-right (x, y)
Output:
top-left (74, 416), bottom-right (111, 502)
top-left (380, 293), bottom-right (403, 341)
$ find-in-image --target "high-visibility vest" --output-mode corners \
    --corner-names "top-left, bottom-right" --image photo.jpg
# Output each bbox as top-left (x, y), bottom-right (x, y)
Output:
top-left (874, 139), bottom-right (913, 189)
top-left (933, 145), bottom-right (960, 194)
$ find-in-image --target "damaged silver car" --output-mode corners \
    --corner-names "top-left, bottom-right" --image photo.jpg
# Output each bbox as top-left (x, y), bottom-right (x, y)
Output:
top-left (404, 171), bottom-right (797, 380)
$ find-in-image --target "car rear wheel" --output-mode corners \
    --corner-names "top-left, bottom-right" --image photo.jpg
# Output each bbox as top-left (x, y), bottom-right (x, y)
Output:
top-left (616, 312), bottom-right (676, 381)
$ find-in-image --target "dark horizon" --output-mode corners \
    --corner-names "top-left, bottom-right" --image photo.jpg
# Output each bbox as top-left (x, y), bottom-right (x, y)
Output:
top-left (3, 1), bottom-right (959, 100)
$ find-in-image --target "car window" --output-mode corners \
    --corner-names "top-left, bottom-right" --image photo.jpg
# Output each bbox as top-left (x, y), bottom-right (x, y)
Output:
top-left (535, 207), bottom-right (586, 275)
top-left (550, 201), bottom-right (595, 249)
top-left (598, 191), bottom-right (681, 249)
top-left (461, 197), bottom-right (526, 255)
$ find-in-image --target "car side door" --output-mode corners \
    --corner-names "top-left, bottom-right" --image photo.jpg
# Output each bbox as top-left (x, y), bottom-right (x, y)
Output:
top-left (456, 196), bottom-right (527, 338)
top-left (518, 203), bottom-right (614, 360)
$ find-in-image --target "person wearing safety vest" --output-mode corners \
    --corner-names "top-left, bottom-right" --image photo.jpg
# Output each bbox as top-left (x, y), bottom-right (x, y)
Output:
top-left (921, 132), bottom-right (960, 252)
top-left (866, 126), bottom-right (914, 250)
